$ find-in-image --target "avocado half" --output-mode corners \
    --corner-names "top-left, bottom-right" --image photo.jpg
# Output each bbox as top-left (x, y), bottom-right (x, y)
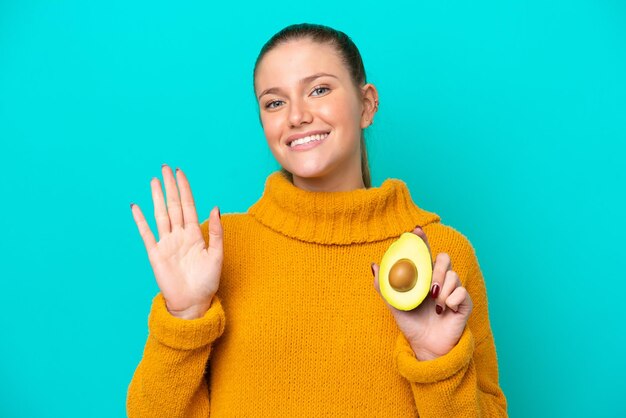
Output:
top-left (379, 232), bottom-right (433, 311)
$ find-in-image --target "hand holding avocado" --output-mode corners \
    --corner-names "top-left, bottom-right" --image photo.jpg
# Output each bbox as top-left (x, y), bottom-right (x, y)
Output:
top-left (130, 164), bottom-right (223, 320)
top-left (372, 227), bottom-right (473, 361)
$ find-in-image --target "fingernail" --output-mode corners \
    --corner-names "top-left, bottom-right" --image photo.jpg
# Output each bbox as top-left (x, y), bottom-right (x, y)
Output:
top-left (175, 167), bottom-right (180, 172)
top-left (217, 207), bottom-right (221, 219)
top-left (370, 262), bottom-right (375, 277)
top-left (161, 163), bottom-right (167, 168)
top-left (436, 304), bottom-right (443, 315)
top-left (431, 283), bottom-right (440, 299)
top-left (130, 202), bottom-right (135, 209)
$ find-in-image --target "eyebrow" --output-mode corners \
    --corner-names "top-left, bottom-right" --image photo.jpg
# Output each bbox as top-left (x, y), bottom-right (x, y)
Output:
top-left (257, 72), bottom-right (338, 100)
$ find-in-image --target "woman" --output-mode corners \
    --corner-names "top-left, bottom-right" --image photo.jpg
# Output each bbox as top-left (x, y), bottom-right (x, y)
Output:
top-left (127, 23), bottom-right (507, 417)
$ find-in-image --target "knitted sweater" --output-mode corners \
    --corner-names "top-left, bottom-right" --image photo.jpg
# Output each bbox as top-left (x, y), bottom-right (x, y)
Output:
top-left (127, 171), bottom-right (507, 417)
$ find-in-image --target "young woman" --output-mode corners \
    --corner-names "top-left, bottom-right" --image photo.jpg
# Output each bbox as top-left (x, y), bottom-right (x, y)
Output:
top-left (127, 23), bottom-right (507, 417)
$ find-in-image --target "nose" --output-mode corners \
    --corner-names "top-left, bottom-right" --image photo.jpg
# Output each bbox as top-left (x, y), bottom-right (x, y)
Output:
top-left (288, 97), bottom-right (312, 127)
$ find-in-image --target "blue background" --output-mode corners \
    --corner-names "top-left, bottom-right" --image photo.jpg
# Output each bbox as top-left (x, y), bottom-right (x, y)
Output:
top-left (1, 1), bottom-right (624, 416)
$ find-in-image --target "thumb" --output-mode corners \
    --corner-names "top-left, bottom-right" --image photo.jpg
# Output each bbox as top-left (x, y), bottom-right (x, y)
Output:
top-left (208, 206), bottom-right (223, 252)
top-left (371, 262), bottom-right (381, 295)
top-left (371, 262), bottom-right (402, 315)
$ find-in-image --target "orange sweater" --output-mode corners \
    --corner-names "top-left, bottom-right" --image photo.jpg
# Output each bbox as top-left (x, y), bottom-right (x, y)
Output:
top-left (127, 171), bottom-right (507, 417)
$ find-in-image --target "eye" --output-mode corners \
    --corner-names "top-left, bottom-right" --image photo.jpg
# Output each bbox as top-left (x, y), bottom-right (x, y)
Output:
top-left (265, 100), bottom-right (284, 110)
top-left (311, 86), bottom-right (330, 96)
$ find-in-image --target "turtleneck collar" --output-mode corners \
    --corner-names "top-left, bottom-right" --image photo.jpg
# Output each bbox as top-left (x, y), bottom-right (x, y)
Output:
top-left (248, 171), bottom-right (441, 245)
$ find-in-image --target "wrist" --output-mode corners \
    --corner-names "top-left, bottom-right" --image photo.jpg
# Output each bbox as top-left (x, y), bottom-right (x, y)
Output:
top-left (411, 345), bottom-right (440, 361)
top-left (166, 296), bottom-right (214, 320)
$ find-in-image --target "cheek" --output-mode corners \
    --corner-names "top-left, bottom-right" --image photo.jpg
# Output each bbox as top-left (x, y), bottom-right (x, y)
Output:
top-left (261, 115), bottom-right (281, 143)
top-left (320, 95), bottom-right (361, 129)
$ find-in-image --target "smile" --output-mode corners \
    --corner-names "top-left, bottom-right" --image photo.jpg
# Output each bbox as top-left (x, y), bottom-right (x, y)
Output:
top-left (289, 132), bottom-right (330, 148)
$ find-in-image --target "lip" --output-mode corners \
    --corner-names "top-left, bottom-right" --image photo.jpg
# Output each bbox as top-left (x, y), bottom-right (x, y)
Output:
top-left (285, 129), bottom-right (331, 146)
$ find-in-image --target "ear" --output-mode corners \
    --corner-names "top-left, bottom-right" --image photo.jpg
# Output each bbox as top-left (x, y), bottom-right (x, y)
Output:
top-left (360, 83), bottom-right (379, 129)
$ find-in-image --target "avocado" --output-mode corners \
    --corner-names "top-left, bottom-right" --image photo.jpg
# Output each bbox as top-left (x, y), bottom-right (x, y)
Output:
top-left (379, 232), bottom-right (432, 311)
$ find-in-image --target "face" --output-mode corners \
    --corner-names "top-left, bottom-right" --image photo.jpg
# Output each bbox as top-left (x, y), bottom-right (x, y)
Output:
top-left (254, 38), bottom-right (377, 191)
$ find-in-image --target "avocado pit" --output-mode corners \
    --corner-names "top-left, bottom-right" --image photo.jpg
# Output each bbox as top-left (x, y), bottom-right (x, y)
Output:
top-left (388, 258), bottom-right (418, 292)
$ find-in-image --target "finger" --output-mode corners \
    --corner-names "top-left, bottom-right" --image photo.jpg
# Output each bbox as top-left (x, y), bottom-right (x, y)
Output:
top-left (175, 167), bottom-right (199, 228)
top-left (151, 177), bottom-right (170, 239)
top-left (130, 203), bottom-right (157, 256)
top-left (162, 164), bottom-right (184, 229)
top-left (436, 269), bottom-right (461, 315)
top-left (430, 252), bottom-right (452, 303)
top-left (445, 286), bottom-right (473, 315)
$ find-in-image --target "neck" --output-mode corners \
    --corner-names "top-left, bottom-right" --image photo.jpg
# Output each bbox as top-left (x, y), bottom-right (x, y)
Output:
top-left (293, 174), bottom-right (365, 192)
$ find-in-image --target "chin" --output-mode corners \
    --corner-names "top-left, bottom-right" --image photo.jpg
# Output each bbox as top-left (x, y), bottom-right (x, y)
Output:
top-left (284, 161), bottom-right (334, 180)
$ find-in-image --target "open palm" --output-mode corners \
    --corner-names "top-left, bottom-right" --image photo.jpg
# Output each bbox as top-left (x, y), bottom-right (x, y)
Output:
top-left (130, 164), bottom-right (223, 319)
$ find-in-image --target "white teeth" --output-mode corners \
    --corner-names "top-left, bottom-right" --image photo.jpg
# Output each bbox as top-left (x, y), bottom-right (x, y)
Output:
top-left (289, 133), bottom-right (329, 147)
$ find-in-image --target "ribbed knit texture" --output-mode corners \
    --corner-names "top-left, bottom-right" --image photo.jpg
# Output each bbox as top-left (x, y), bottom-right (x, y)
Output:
top-left (127, 171), bottom-right (507, 417)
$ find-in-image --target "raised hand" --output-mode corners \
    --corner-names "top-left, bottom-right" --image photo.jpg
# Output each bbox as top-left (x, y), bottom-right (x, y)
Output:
top-left (372, 227), bottom-right (473, 360)
top-left (130, 164), bottom-right (223, 320)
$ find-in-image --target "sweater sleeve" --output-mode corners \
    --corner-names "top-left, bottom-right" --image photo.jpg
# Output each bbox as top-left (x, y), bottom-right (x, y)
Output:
top-left (393, 239), bottom-right (508, 417)
top-left (126, 292), bottom-right (226, 418)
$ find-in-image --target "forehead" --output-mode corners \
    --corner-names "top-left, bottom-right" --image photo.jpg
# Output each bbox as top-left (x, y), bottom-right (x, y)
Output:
top-left (255, 39), bottom-right (349, 93)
